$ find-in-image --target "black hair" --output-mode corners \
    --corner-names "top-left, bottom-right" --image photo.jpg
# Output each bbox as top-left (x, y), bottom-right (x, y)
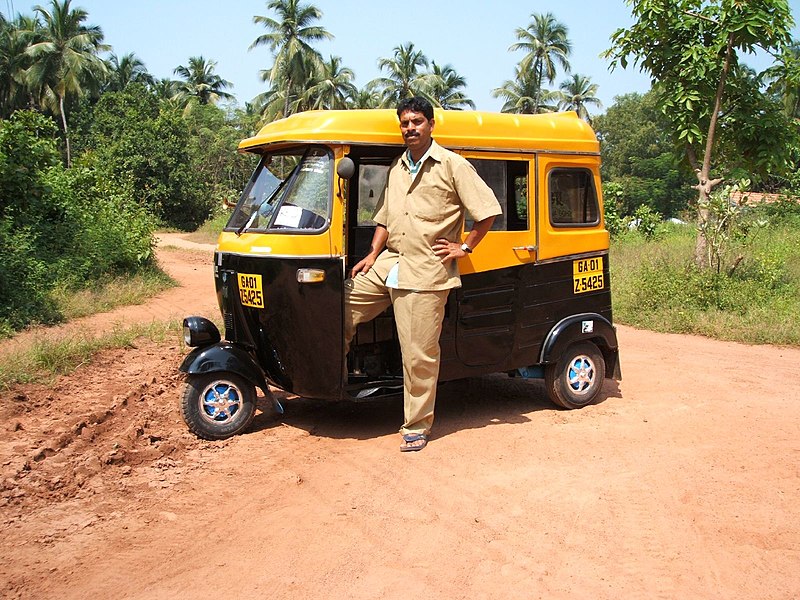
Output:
top-left (396, 96), bottom-right (434, 121)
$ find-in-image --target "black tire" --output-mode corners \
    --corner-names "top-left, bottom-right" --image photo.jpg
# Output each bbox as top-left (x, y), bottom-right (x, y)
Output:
top-left (181, 372), bottom-right (256, 440)
top-left (545, 341), bottom-right (606, 409)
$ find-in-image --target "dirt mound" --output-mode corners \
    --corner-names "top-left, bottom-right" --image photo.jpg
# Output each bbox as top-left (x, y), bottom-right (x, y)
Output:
top-left (0, 342), bottom-right (194, 513)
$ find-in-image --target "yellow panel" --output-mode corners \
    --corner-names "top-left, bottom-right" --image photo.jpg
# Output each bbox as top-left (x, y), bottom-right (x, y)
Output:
top-left (457, 231), bottom-right (537, 274)
top-left (240, 109), bottom-right (600, 155)
top-left (537, 155), bottom-right (609, 261)
top-left (217, 230), bottom-right (335, 257)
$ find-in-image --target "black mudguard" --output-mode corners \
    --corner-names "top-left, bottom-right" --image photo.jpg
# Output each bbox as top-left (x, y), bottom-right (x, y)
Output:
top-left (539, 313), bottom-right (622, 380)
top-left (179, 342), bottom-right (270, 394)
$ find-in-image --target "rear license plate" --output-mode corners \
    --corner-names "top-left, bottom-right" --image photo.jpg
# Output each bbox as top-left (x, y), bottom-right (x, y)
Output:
top-left (237, 273), bottom-right (264, 308)
top-left (573, 257), bottom-right (604, 294)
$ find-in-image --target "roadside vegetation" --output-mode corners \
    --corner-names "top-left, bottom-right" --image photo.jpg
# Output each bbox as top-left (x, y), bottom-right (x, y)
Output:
top-left (611, 200), bottom-right (800, 346)
top-left (0, 320), bottom-right (182, 390)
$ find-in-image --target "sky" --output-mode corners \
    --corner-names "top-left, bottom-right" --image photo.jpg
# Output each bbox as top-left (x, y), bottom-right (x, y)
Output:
top-left (4, 0), bottom-right (800, 113)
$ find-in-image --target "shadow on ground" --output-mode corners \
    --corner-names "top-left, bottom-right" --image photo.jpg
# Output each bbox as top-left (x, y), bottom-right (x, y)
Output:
top-left (248, 373), bottom-right (621, 443)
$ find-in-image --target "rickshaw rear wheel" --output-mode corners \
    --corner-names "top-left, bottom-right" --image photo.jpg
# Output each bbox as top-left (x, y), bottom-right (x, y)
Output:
top-left (545, 341), bottom-right (606, 409)
top-left (181, 372), bottom-right (256, 440)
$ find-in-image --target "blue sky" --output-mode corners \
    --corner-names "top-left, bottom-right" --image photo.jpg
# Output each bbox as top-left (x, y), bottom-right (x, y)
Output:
top-left (5, 0), bottom-right (800, 113)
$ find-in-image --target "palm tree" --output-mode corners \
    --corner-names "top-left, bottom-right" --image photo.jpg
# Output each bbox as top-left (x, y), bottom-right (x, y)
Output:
top-left (557, 73), bottom-right (602, 123)
top-left (0, 14), bottom-right (39, 117)
top-left (305, 55), bottom-right (357, 109)
top-left (426, 62), bottom-right (474, 110)
top-left (371, 42), bottom-right (430, 107)
top-left (250, 0), bottom-right (333, 117)
top-left (509, 12), bottom-right (571, 113)
top-left (24, 0), bottom-right (108, 165)
top-left (255, 51), bottom-right (319, 121)
top-left (493, 66), bottom-right (558, 114)
top-left (765, 42), bottom-right (800, 120)
top-left (349, 86), bottom-right (381, 109)
top-left (173, 56), bottom-right (234, 105)
top-left (105, 52), bottom-right (155, 92)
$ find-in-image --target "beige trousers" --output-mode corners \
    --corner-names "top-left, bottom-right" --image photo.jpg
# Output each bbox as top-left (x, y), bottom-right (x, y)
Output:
top-left (345, 269), bottom-right (449, 435)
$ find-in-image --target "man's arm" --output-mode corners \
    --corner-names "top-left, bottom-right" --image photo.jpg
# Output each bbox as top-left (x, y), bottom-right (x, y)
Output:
top-left (432, 215), bottom-right (496, 264)
top-left (350, 224), bottom-right (388, 278)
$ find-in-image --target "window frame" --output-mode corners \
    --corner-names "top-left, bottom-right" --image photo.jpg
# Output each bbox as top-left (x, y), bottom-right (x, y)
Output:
top-left (547, 166), bottom-right (601, 229)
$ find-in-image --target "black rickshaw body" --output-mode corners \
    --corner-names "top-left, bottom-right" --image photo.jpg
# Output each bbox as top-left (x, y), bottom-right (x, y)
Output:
top-left (180, 109), bottom-right (621, 436)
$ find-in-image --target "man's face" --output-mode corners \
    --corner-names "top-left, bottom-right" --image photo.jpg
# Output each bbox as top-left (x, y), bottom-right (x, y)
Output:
top-left (398, 109), bottom-right (434, 155)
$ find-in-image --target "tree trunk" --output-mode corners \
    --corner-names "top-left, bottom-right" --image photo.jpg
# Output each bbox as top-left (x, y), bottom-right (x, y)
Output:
top-left (59, 94), bottom-right (71, 168)
top-left (693, 33), bottom-right (734, 268)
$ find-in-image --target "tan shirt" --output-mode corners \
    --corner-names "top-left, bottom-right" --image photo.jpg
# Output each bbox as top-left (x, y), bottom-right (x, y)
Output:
top-left (372, 140), bottom-right (502, 291)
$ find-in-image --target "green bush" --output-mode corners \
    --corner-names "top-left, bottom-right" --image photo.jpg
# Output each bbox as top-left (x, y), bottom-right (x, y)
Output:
top-left (42, 167), bottom-right (156, 284)
top-left (0, 112), bottom-right (63, 332)
top-left (0, 110), bottom-right (157, 335)
top-left (86, 85), bottom-right (211, 230)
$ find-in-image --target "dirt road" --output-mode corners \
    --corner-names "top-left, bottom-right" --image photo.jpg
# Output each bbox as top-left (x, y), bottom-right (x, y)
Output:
top-left (1, 234), bottom-right (799, 599)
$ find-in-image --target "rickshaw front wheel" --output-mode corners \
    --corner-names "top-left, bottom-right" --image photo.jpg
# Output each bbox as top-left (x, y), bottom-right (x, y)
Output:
top-left (545, 341), bottom-right (606, 409)
top-left (181, 372), bottom-right (256, 440)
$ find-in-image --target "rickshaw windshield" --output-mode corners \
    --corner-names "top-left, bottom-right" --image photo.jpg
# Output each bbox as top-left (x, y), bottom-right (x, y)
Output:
top-left (227, 145), bottom-right (332, 234)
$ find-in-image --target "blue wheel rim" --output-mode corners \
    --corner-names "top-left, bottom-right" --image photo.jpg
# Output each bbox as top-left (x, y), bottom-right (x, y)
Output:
top-left (567, 355), bottom-right (596, 395)
top-left (199, 380), bottom-right (242, 424)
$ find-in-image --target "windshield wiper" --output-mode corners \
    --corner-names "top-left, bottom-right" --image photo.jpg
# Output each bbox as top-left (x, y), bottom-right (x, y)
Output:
top-left (236, 172), bottom-right (292, 237)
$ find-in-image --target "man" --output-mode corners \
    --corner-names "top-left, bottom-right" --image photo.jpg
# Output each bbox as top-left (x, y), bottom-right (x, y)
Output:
top-left (345, 97), bottom-right (501, 452)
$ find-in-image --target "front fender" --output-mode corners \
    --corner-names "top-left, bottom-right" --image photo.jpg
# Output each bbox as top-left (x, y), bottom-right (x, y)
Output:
top-left (179, 342), bottom-right (270, 394)
top-left (539, 313), bottom-right (621, 379)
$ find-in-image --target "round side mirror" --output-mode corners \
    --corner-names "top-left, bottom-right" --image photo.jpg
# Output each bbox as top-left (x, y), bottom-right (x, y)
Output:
top-left (336, 156), bottom-right (355, 180)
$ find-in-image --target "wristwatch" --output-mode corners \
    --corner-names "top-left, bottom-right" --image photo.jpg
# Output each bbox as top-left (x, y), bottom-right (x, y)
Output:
top-left (460, 243), bottom-right (473, 254)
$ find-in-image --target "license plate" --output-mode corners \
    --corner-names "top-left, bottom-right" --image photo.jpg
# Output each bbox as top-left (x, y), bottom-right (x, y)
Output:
top-left (237, 273), bottom-right (264, 308)
top-left (573, 257), bottom-right (604, 294)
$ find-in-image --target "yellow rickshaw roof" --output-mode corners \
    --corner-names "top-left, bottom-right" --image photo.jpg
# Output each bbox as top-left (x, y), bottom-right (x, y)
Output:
top-left (238, 109), bottom-right (599, 154)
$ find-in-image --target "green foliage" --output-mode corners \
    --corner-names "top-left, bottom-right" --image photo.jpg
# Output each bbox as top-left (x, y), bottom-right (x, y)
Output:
top-left (0, 111), bottom-right (64, 332)
top-left (602, 181), bottom-right (626, 237)
top-left (758, 195), bottom-right (800, 226)
top-left (631, 204), bottom-right (663, 240)
top-left (183, 101), bottom-right (259, 211)
top-left (41, 166), bottom-right (157, 283)
top-left (697, 180), bottom-right (766, 274)
top-left (594, 92), bottom-right (695, 217)
top-left (612, 222), bottom-right (800, 345)
top-left (86, 84), bottom-right (211, 230)
top-left (603, 183), bottom-right (664, 241)
top-left (0, 110), bottom-right (156, 335)
top-left (605, 0), bottom-right (797, 202)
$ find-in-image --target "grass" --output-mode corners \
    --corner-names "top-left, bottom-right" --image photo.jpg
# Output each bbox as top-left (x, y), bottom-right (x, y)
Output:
top-left (50, 267), bottom-right (176, 321)
top-left (184, 210), bottom-right (229, 245)
top-left (0, 320), bottom-right (183, 390)
top-left (611, 220), bottom-right (800, 346)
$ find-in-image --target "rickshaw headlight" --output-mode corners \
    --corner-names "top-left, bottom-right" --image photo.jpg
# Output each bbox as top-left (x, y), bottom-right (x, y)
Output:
top-left (182, 316), bottom-right (221, 347)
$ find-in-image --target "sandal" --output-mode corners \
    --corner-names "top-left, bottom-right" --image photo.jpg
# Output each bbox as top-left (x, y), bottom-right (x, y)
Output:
top-left (400, 432), bottom-right (428, 452)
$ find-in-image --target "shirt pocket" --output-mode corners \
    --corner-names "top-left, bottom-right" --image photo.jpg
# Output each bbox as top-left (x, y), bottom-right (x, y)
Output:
top-left (411, 186), bottom-right (450, 222)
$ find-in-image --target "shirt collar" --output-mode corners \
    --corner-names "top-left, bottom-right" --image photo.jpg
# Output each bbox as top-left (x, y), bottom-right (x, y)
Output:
top-left (402, 139), bottom-right (442, 170)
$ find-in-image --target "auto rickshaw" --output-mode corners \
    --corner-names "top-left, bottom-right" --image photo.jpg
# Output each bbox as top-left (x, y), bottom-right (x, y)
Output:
top-left (179, 109), bottom-right (621, 440)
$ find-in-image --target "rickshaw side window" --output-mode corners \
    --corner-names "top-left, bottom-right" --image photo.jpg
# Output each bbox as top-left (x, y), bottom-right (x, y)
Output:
top-left (465, 159), bottom-right (529, 231)
top-left (549, 168), bottom-right (599, 227)
top-left (357, 165), bottom-right (389, 226)
top-left (226, 146), bottom-right (332, 233)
